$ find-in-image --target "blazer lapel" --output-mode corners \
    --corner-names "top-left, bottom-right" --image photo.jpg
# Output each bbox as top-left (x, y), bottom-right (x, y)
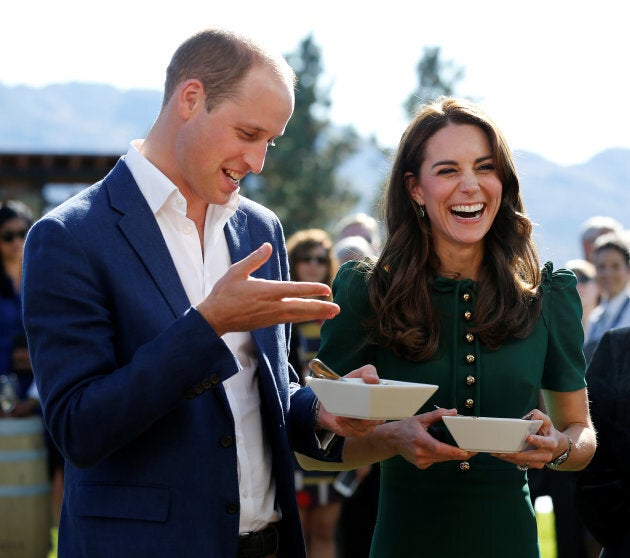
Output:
top-left (105, 160), bottom-right (190, 318)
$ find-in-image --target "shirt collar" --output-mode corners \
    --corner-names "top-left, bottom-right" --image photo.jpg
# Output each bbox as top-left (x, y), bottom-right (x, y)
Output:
top-left (124, 139), bottom-right (240, 223)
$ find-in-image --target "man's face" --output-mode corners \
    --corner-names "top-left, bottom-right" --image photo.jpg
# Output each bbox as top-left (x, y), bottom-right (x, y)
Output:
top-left (174, 65), bottom-right (294, 207)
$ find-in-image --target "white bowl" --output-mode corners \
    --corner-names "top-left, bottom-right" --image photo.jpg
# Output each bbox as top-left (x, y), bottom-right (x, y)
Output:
top-left (442, 415), bottom-right (543, 453)
top-left (305, 376), bottom-right (438, 420)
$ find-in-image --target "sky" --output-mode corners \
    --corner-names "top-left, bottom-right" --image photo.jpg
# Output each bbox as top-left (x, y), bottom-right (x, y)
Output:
top-left (2, 0), bottom-right (629, 167)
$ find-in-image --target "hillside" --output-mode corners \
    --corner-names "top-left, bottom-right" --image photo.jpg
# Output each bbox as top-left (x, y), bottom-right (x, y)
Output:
top-left (1, 82), bottom-right (628, 265)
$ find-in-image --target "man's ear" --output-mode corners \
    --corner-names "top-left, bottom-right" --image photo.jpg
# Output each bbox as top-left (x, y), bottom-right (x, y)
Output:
top-left (178, 79), bottom-right (205, 118)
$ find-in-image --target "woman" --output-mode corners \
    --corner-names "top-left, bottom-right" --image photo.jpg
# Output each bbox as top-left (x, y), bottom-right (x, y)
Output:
top-left (306, 98), bottom-right (596, 557)
top-left (583, 233), bottom-right (630, 362)
top-left (286, 228), bottom-right (342, 558)
top-left (0, 200), bottom-right (33, 373)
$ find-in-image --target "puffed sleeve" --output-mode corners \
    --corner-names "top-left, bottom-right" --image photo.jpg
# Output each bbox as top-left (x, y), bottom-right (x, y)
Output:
top-left (540, 262), bottom-right (587, 391)
top-left (317, 260), bottom-right (376, 374)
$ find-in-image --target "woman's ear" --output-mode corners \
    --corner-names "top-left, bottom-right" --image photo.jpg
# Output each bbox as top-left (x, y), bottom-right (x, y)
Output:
top-left (405, 171), bottom-right (424, 206)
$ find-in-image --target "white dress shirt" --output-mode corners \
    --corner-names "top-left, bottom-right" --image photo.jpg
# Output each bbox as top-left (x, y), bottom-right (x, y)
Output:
top-left (125, 140), bottom-right (279, 532)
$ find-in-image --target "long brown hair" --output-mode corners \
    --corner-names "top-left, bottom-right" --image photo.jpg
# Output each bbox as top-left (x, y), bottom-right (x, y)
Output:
top-left (367, 97), bottom-right (541, 361)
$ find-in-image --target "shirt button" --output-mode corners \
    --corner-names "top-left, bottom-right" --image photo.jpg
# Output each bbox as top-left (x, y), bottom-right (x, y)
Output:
top-left (465, 398), bottom-right (474, 408)
top-left (459, 461), bottom-right (471, 471)
top-left (220, 435), bottom-right (234, 448)
top-left (466, 375), bottom-right (476, 386)
top-left (183, 225), bottom-right (194, 235)
top-left (462, 293), bottom-right (471, 302)
top-left (464, 311), bottom-right (472, 321)
top-left (465, 332), bottom-right (474, 343)
top-left (465, 354), bottom-right (475, 364)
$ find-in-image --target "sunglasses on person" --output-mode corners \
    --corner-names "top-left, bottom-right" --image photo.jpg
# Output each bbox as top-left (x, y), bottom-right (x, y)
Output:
top-left (1, 229), bottom-right (28, 243)
top-left (296, 255), bottom-right (328, 265)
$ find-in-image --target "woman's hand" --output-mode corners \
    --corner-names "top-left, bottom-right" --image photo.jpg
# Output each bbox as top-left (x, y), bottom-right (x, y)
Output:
top-left (386, 408), bottom-right (475, 469)
top-left (492, 408), bottom-right (566, 469)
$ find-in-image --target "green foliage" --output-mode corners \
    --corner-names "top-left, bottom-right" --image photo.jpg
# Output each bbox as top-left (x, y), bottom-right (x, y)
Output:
top-left (240, 35), bottom-right (360, 237)
top-left (404, 46), bottom-right (465, 118)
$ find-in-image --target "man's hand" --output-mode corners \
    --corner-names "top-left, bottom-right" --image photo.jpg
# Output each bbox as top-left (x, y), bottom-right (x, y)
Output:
top-left (316, 365), bottom-right (385, 437)
top-left (196, 243), bottom-right (340, 336)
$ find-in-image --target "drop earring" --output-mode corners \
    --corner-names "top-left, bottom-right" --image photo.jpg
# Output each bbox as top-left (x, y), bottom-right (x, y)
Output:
top-left (417, 204), bottom-right (426, 219)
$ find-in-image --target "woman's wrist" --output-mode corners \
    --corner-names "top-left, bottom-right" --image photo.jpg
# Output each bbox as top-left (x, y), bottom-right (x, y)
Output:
top-left (546, 434), bottom-right (573, 469)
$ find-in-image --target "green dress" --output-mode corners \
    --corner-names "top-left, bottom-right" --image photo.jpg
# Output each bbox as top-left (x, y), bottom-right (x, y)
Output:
top-left (317, 261), bottom-right (586, 558)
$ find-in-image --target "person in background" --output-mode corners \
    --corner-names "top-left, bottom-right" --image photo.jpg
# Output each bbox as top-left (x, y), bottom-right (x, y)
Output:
top-left (527, 257), bottom-right (601, 558)
top-left (299, 97), bottom-right (596, 557)
top-left (583, 233), bottom-right (630, 362)
top-left (333, 235), bottom-right (376, 266)
top-left (332, 212), bottom-right (382, 255)
top-left (565, 259), bottom-right (599, 331)
top-left (329, 231), bottom-right (379, 558)
top-left (9, 333), bottom-right (66, 534)
top-left (22, 28), bottom-right (380, 558)
top-left (0, 200), bottom-right (33, 373)
top-left (579, 216), bottom-right (623, 264)
top-left (286, 228), bottom-right (342, 558)
top-left (576, 326), bottom-right (630, 558)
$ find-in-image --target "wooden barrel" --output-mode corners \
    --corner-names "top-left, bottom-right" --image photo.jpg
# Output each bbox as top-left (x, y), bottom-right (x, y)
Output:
top-left (0, 416), bottom-right (51, 558)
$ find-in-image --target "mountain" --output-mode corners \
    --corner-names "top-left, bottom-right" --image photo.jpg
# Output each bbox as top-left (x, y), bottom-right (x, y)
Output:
top-left (1, 82), bottom-right (628, 265)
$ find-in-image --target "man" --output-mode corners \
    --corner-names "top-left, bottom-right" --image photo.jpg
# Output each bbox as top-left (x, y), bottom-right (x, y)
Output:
top-left (576, 327), bottom-right (630, 557)
top-left (22, 28), bottom-right (378, 558)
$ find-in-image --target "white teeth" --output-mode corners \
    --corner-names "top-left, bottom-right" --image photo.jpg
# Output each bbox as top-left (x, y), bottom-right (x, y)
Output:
top-left (451, 203), bottom-right (483, 213)
top-left (224, 170), bottom-right (244, 184)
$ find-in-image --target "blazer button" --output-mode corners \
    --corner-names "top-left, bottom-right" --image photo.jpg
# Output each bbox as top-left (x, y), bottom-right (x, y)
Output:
top-left (184, 389), bottom-right (196, 399)
top-left (201, 378), bottom-right (213, 389)
top-left (466, 375), bottom-right (476, 386)
top-left (465, 398), bottom-right (474, 408)
top-left (465, 354), bottom-right (475, 364)
top-left (462, 293), bottom-right (471, 302)
top-left (194, 384), bottom-right (205, 395)
top-left (459, 461), bottom-right (471, 471)
top-left (220, 435), bottom-right (234, 448)
top-left (464, 311), bottom-right (472, 321)
top-left (226, 502), bottom-right (239, 514)
top-left (465, 332), bottom-right (474, 343)
top-left (209, 374), bottom-right (221, 385)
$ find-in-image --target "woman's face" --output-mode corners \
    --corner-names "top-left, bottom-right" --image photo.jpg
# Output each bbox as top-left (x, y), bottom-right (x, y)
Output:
top-left (594, 247), bottom-right (630, 299)
top-left (0, 216), bottom-right (29, 264)
top-left (406, 123), bottom-right (502, 261)
top-left (294, 246), bottom-right (329, 283)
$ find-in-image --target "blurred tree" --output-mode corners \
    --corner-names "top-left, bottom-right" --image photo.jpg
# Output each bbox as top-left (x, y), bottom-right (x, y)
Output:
top-left (240, 35), bottom-right (359, 236)
top-left (404, 46), bottom-right (465, 117)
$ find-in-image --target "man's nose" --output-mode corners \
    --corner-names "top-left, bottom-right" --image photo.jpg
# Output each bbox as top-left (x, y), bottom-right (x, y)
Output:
top-left (244, 145), bottom-right (268, 175)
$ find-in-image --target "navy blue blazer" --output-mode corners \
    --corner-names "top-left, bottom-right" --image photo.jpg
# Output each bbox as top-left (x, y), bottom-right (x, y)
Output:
top-left (22, 159), bottom-right (340, 558)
